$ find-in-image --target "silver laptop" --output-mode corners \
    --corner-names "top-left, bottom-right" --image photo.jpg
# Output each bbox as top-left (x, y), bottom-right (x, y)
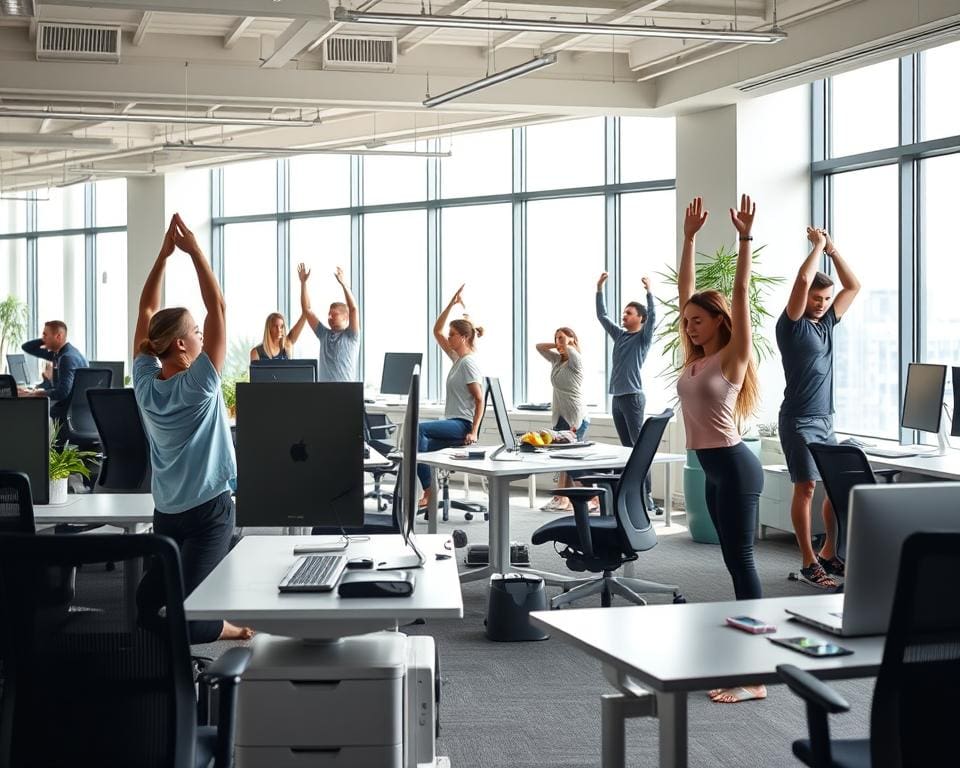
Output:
top-left (786, 482), bottom-right (960, 636)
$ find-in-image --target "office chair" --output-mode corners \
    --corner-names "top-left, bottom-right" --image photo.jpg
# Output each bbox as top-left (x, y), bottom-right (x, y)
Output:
top-left (89, 359), bottom-right (125, 388)
top-left (0, 373), bottom-right (17, 398)
top-left (364, 409), bottom-right (399, 511)
top-left (807, 443), bottom-right (900, 563)
top-left (88, 388), bottom-right (152, 492)
top-left (778, 532), bottom-right (960, 768)
top-left (531, 409), bottom-right (684, 608)
top-left (0, 533), bottom-right (252, 768)
top-left (0, 470), bottom-right (34, 533)
top-left (62, 367), bottom-right (113, 451)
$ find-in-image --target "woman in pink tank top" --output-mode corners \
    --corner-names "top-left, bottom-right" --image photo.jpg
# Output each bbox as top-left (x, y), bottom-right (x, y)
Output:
top-left (676, 196), bottom-right (766, 705)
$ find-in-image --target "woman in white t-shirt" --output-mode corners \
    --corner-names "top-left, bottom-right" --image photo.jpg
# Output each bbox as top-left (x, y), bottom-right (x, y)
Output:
top-left (416, 285), bottom-right (485, 508)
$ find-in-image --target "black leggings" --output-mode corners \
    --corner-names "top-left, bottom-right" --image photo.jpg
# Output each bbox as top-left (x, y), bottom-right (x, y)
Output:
top-left (696, 442), bottom-right (763, 600)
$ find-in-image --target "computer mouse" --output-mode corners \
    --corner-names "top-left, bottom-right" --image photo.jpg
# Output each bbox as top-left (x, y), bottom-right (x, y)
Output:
top-left (364, 398), bottom-right (376, 404)
top-left (346, 557), bottom-right (375, 569)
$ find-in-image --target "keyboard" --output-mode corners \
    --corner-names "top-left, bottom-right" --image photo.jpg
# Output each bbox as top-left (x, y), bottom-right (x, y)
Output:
top-left (864, 448), bottom-right (918, 459)
top-left (278, 554), bottom-right (347, 592)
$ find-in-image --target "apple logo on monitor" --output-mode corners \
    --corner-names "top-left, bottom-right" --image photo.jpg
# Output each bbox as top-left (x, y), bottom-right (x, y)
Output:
top-left (290, 439), bottom-right (308, 462)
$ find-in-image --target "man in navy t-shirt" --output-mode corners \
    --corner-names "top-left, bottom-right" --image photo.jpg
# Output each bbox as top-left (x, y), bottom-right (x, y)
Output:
top-left (776, 227), bottom-right (860, 590)
top-left (19, 320), bottom-right (89, 423)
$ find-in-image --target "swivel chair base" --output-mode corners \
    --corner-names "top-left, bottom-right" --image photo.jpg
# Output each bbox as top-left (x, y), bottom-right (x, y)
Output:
top-left (552, 571), bottom-right (684, 609)
top-left (437, 469), bottom-right (488, 522)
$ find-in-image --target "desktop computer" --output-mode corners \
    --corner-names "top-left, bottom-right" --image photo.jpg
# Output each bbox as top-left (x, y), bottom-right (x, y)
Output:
top-left (952, 366), bottom-right (960, 438)
top-left (381, 352), bottom-right (423, 404)
top-left (6, 353), bottom-right (34, 387)
top-left (404, 634), bottom-right (439, 768)
top-left (248, 358), bottom-right (318, 383)
top-left (0, 398), bottom-right (50, 504)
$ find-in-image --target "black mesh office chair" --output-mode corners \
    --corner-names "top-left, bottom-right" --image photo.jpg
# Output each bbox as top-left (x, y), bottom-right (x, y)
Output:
top-left (0, 373), bottom-right (17, 398)
top-left (364, 410), bottom-right (399, 511)
top-left (778, 532), bottom-right (960, 768)
top-left (807, 443), bottom-right (900, 562)
top-left (0, 470), bottom-right (34, 533)
top-left (62, 366), bottom-right (113, 450)
top-left (88, 387), bottom-right (152, 492)
top-left (531, 409), bottom-right (684, 608)
top-left (89, 359), bottom-right (125, 388)
top-left (0, 533), bottom-right (252, 768)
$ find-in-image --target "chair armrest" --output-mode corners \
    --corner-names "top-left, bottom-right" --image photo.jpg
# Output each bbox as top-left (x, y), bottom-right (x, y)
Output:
top-left (777, 664), bottom-right (849, 767)
top-left (874, 468), bottom-right (900, 483)
top-left (201, 647), bottom-right (252, 768)
top-left (552, 487), bottom-right (611, 558)
top-left (368, 424), bottom-right (397, 435)
top-left (577, 473), bottom-right (622, 485)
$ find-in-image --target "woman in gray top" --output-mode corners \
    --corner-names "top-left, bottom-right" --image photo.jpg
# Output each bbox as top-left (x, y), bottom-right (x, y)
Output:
top-left (536, 327), bottom-right (591, 511)
top-left (416, 285), bottom-right (485, 508)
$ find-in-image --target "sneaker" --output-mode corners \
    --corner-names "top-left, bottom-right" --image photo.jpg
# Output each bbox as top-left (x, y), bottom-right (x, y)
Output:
top-left (798, 563), bottom-right (839, 590)
top-left (817, 555), bottom-right (845, 578)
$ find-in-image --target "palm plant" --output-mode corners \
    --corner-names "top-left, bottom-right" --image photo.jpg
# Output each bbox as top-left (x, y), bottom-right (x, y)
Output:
top-left (654, 244), bottom-right (783, 387)
top-left (0, 295), bottom-right (28, 373)
top-left (48, 421), bottom-right (100, 481)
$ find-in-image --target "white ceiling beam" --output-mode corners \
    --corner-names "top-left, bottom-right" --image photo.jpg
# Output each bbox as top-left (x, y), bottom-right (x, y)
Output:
top-left (260, 18), bottom-right (332, 68)
top-left (39, 118), bottom-right (52, 133)
top-left (224, 17), bottom-right (255, 49)
top-left (540, 0), bottom-right (671, 54)
top-left (397, 0), bottom-right (485, 55)
top-left (133, 11), bottom-right (153, 46)
top-left (39, 0), bottom-right (330, 20)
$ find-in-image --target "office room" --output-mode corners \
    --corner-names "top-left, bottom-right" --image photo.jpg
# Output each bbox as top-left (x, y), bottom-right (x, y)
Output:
top-left (2, 1), bottom-right (960, 766)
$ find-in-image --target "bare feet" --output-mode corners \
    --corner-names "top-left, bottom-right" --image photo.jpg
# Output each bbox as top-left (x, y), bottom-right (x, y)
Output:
top-left (418, 490), bottom-right (433, 509)
top-left (710, 685), bottom-right (767, 703)
top-left (219, 621), bottom-right (254, 641)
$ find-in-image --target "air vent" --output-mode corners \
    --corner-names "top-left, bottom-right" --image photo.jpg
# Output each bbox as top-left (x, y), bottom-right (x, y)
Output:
top-left (322, 35), bottom-right (396, 72)
top-left (36, 22), bottom-right (121, 63)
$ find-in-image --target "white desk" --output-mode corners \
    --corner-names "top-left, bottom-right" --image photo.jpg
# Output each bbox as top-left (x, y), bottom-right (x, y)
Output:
top-left (418, 447), bottom-right (685, 584)
top-left (34, 492), bottom-right (155, 533)
top-left (531, 594), bottom-right (883, 768)
top-left (864, 449), bottom-right (960, 480)
top-left (184, 534), bottom-right (464, 639)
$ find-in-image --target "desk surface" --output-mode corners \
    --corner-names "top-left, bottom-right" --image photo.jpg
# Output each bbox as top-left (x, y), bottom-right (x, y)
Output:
top-left (184, 534), bottom-right (463, 635)
top-left (34, 492), bottom-right (155, 526)
top-left (531, 594), bottom-right (884, 692)
top-left (419, 445), bottom-right (684, 478)
top-left (864, 449), bottom-right (960, 480)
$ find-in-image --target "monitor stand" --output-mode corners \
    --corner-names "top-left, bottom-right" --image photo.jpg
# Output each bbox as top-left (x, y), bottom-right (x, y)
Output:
top-left (924, 403), bottom-right (955, 457)
top-left (385, 395), bottom-right (407, 408)
top-left (490, 444), bottom-right (522, 462)
top-left (375, 532), bottom-right (426, 570)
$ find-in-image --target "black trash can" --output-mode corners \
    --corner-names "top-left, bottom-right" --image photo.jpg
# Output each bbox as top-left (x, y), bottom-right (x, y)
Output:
top-left (485, 573), bottom-right (549, 642)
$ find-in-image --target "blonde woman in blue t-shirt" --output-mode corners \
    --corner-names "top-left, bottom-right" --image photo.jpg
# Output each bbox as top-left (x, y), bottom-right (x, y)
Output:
top-left (133, 213), bottom-right (252, 643)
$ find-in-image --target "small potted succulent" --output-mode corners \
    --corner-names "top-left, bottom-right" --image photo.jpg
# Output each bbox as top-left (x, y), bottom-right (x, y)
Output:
top-left (48, 421), bottom-right (99, 504)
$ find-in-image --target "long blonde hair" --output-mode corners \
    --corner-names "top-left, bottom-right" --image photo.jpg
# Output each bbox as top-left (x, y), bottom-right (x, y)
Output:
top-left (261, 312), bottom-right (290, 358)
top-left (139, 308), bottom-right (192, 359)
top-left (681, 290), bottom-right (759, 426)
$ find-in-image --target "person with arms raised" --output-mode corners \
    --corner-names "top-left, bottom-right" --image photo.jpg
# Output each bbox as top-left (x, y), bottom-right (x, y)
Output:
top-left (297, 263), bottom-right (360, 382)
top-left (133, 213), bottom-right (252, 644)
top-left (249, 311), bottom-right (307, 361)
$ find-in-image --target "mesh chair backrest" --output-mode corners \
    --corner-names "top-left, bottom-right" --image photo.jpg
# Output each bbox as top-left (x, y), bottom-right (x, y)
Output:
top-left (870, 533), bottom-right (960, 767)
top-left (808, 443), bottom-right (876, 560)
top-left (88, 388), bottom-right (151, 491)
top-left (66, 368), bottom-right (113, 439)
top-left (0, 533), bottom-right (197, 768)
top-left (0, 374), bottom-right (16, 398)
top-left (364, 410), bottom-right (396, 455)
top-left (0, 472), bottom-right (34, 533)
top-left (615, 409), bottom-right (673, 553)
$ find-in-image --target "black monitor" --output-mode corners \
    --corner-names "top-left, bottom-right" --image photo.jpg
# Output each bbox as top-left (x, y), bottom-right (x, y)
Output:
top-left (89, 360), bottom-right (124, 388)
top-left (902, 362), bottom-right (947, 434)
top-left (951, 367), bottom-right (960, 439)
top-left (486, 377), bottom-right (518, 459)
top-left (0, 398), bottom-right (50, 504)
top-left (380, 352), bottom-right (423, 397)
top-left (6, 353), bottom-right (33, 386)
top-left (249, 358), bottom-right (318, 383)
top-left (235, 382), bottom-right (364, 527)
top-left (378, 364), bottom-right (425, 570)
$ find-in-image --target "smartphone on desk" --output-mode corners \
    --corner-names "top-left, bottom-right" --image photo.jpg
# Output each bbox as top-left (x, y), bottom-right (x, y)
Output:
top-left (725, 615), bottom-right (777, 634)
top-left (769, 636), bottom-right (853, 657)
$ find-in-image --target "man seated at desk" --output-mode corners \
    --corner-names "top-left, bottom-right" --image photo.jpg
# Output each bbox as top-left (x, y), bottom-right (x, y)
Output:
top-left (19, 320), bottom-right (89, 423)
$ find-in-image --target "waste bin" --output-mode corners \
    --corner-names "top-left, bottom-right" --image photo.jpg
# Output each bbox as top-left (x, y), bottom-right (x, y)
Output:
top-left (485, 573), bottom-right (549, 642)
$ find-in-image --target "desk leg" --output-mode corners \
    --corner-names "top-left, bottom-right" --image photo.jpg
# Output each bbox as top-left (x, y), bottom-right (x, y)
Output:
top-left (427, 467), bottom-right (439, 535)
top-left (664, 466), bottom-right (673, 527)
top-left (657, 691), bottom-right (688, 768)
top-left (528, 475), bottom-right (536, 508)
top-left (489, 476), bottom-right (511, 575)
top-left (601, 692), bottom-right (656, 768)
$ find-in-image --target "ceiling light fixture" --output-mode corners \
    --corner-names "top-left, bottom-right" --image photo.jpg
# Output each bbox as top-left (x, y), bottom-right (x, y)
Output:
top-left (0, 108), bottom-right (321, 128)
top-left (423, 53), bottom-right (558, 109)
top-left (334, 7), bottom-right (787, 44)
top-left (0, 133), bottom-right (117, 150)
top-left (162, 142), bottom-right (451, 158)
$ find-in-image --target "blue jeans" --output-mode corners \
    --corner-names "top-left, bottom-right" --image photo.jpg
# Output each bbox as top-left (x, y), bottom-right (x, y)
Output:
top-left (417, 418), bottom-right (471, 491)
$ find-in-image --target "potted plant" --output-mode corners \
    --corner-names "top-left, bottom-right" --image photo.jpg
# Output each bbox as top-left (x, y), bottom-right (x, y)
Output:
top-left (0, 294), bottom-right (28, 374)
top-left (655, 244), bottom-right (783, 543)
top-left (48, 421), bottom-right (100, 504)
top-left (222, 378), bottom-right (238, 419)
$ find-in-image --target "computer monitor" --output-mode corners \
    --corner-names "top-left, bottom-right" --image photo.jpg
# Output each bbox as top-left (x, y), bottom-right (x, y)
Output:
top-left (249, 358), bottom-right (318, 383)
top-left (89, 360), bottom-right (124, 388)
top-left (378, 364), bottom-right (425, 570)
top-left (951, 367), bottom-right (960, 439)
top-left (0, 398), bottom-right (50, 504)
top-left (235, 382), bottom-right (364, 527)
top-left (842, 482), bottom-right (960, 635)
top-left (486, 376), bottom-right (517, 460)
top-left (6, 353), bottom-right (33, 386)
top-left (902, 362), bottom-right (946, 433)
top-left (380, 352), bottom-right (423, 398)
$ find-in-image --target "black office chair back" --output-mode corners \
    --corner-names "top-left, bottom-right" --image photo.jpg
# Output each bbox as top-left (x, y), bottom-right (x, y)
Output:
top-left (88, 388), bottom-right (152, 492)
top-left (65, 367), bottom-right (113, 441)
top-left (807, 443), bottom-right (876, 560)
top-left (0, 373), bottom-right (17, 398)
top-left (0, 471), bottom-right (34, 533)
top-left (614, 409), bottom-right (673, 553)
top-left (364, 410), bottom-right (397, 456)
top-left (0, 533), bottom-right (197, 768)
top-left (870, 532), bottom-right (960, 767)
top-left (89, 360), bottom-right (125, 388)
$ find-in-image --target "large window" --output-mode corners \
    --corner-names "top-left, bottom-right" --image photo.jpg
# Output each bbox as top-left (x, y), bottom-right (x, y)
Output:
top-left (830, 59), bottom-right (899, 157)
top-left (36, 235), bottom-right (86, 344)
top-left (921, 39), bottom-right (960, 142)
top-left (440, 130), bottom-right (512, 199)
top-left (289, 155), bottom-right (351, 211)
top-left (36, 186), bottom-right (85, 232)
top-left (223, 159), bottom-right (276, 217)
top-left (526, 118), bottom-right (605, 191)
top-left (526, 196), bottom-right (606, 408)
top-left (363, 143), bottom-right (427, 206)
top-left (620, 118), bottom-right (676, 182)
top-left (0, 238), bottom-right (26, 305)
top-left (920, 154), bottom-right (960, 365)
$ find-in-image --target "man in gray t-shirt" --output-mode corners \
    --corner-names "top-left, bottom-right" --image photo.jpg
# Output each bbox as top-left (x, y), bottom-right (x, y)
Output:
top-left (297, 263), bottom-right (360, 382)
top-left (777, 227), bottom-right (860, 589)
